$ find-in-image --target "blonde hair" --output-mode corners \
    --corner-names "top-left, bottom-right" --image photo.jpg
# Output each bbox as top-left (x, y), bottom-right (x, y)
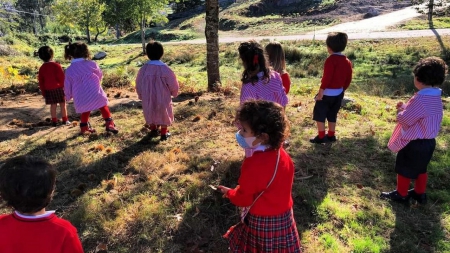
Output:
top-left (265, 41), bottom-right (286, 74)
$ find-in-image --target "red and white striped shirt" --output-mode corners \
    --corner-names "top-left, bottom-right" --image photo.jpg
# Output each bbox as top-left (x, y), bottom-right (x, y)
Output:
top-left (240, 71), bottom-right (288, 106)
top-left (388, 88), bottom-right (443, 152)
top-left (239, 71), bottom-right (288, 157)
top-left (64, 58), bottom-right (108, 113)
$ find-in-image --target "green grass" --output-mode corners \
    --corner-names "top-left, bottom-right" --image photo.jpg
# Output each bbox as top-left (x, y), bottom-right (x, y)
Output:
top-left (1, 36), bottom-right (450, 252)
top-left (399, 17), bottom-right (450, 30)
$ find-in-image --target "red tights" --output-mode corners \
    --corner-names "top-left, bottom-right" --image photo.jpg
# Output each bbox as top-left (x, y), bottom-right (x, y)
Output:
top-left (80, 106), bottom-right (111, 123)
top-left (397, 173), bottom-right (428, 196)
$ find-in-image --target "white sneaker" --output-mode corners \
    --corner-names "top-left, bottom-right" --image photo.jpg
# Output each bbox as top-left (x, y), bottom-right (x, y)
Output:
top-left (63, 121), bottom-right (71, 126)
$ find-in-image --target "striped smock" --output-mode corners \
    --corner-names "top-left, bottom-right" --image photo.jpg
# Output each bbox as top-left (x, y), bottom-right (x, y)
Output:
top-left (388, 88), bottom-right (443, 152)
top-left (64, 58), bottom-right (108, 113)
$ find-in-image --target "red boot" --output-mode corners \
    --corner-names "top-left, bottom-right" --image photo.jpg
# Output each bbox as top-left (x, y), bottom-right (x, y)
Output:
top-left (105, 118), bottom-right (119, 134)
top-left (80, 122), bottom-right (96, 134)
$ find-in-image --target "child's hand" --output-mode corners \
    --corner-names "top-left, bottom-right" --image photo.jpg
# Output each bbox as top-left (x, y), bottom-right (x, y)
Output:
top-left (217, 185), bottom-right (231, 198)
top-left (314, 93), bottom-right (323, 101)
top-left (396, 102), bottom-right (405, 112)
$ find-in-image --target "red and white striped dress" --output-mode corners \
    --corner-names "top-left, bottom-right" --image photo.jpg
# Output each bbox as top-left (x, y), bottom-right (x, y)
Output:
top-left (388, 88), bottom-right (443, 152)
top-left (64, 58), bottom-right (108, 113)
top-left (135, 61), bottom-right (179, 126)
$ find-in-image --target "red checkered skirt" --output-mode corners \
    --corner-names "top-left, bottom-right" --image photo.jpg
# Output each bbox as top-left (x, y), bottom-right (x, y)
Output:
top-left (224, 209), bottom-right (301, 253)
top-left (44, 88), bottom-right (65, 104)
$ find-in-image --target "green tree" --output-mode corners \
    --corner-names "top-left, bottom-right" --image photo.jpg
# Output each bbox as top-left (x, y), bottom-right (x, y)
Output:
top-left (103, 0), bottom-right (134, 39)
top-left (130, 0), bottom-right (169, 54)
top-left (205, 0), bottom-right (220, 91)
top-left (411, 0), bottom-right (448, 21)
top-left (53, 0), bottom-right (106, 43)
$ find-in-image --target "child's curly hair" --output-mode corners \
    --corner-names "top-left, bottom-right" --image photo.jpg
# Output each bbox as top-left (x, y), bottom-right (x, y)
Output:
top-left (413, 57), bottom-right (448, 86)
top-left (64, 41), bottom-right (91, 60)
top-left (0, 156), bottom-right (56, 214)
top-left (238, 40), bottom-right (270, 85)
top-left (236, 100), bottom-right (289, 149)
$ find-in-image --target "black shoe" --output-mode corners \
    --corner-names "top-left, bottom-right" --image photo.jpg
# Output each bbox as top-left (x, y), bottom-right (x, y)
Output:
top-left (310, 135), bottom-right (328, 144)
top-left (408, 189), bottom-right (427, 204)
top-left (327, 135), bottom-right (337, 142)
top-left (160, 132), bottom-right (171, 141)
top-left (380, 190), bottom-right (409, 202)
top-left (149, 129), bottom-right (159, 138)
top-left (52, 122), bottom-right (58, 127)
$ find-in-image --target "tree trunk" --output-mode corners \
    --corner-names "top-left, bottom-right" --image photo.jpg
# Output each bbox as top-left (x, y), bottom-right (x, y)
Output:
top-left (115, 23), bottom-right (121, 39)
top-left (86, 25), bottom-right (91, 43)
top-left (205, 0), bottom-right (221, 92)
top-left (141, 18), bottom-right (146, 54)
top-left (428, 0), bottom-right (434, 21)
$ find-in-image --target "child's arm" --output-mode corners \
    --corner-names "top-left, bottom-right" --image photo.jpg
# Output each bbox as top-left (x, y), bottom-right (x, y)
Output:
top-left (320, 57), bottom-right (333, 91)
top-left (64, 75), bottom-right (73, 100)
top-left (38, 68), bottom-right (45, 97)
top-left (135, 68), bottom-right (143, 100)
top-left (166, 67), bottom-right (179, 98)
top-left (55, 63), bottom-right (65, 88)
top-left (343, 62), bottom-right (353, 91)
top-left (396, 96), bottom-right (425, 127)
top-left (219, 160), bottom-right (259, 207)
top-left (315, 88), bottom-right (324, 101)
top-left (281, 72), bottom-right (291, 94)
top-left (61, 229), bottom-right (84, 253)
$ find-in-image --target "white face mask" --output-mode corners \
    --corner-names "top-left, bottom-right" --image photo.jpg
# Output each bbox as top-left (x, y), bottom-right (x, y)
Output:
top-left (235, 130), bottom-right (260, 149)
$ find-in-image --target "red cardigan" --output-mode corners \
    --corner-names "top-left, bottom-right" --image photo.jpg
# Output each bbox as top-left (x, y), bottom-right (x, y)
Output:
top-left (38, 61), bottom-right (65, 96)
top-left (281, 72), bottom-right (291, 94)
top-left (0, 212), bottom-right (84, 253)
top-left (226, 148), bottom-right (294, 216)
top-left (320, 54), bottom-right (353, 90)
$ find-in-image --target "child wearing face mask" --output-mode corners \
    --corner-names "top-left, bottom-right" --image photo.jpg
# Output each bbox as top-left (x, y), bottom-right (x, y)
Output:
top-left (218, 100), bottom-right (301, 253)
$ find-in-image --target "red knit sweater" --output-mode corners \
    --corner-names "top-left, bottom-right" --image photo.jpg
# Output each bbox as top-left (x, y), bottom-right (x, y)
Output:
top-left (320, 54), bottom-right (353, 90)
top-left (281, 72), bottom-right (291, 94)
top-left (0, 212), bottom-right (84, 253)
top-left (226, 148), bottom-right (294, 216)
top-left (38, 61), bottom-right (65, 96)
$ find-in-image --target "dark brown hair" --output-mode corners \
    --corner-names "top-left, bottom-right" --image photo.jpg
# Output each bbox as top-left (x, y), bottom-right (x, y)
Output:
top-left (326, 32), bottom-right (348, 53)
top-left (413, 57), bottom-right (447, 86)
top-left (238, 40), bottom-right (270, 85)
top-left (64, 41), bottom-right (91, 60)
top-left (146, 41), bottom-right (164, 60)
top-left (0, 156), bottom-right (56, 213)
top-left (236, 100), bottom-right (289, 149)
top-left (38, 46), bottom-right (54, 62)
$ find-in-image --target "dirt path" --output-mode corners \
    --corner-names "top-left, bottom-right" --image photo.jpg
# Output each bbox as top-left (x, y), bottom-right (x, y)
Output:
top-left (315, 5), bottom-right (421, 33)
top-left (165, 5), bottom-right (443, 44)
top-left (0, 91), bottom-right (140, 142)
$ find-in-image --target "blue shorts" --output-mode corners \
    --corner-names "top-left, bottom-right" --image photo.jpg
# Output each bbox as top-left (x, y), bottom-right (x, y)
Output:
top-left (312, 92), bottom-right (344, 123)
top-left (395, 139), bottom-right (436, 179)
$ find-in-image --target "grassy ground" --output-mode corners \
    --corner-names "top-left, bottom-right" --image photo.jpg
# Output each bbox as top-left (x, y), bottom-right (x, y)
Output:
top-left (1, 37), bottom-right (450, 252)
top-left (398, 17), bottom-right (450, 30)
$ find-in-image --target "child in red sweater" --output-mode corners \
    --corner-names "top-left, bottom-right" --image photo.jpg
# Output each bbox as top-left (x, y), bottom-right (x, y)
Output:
top-left (0, 156), bottom-right (84, 253)
top-left (310, 32), bottom-right (352, 144)
top-left (38, 46), bottom-right (70, 126)
top-left (218, 100), bottom-right (301, 252)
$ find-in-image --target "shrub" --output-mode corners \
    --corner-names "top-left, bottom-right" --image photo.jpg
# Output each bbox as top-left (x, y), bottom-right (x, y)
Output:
top-left (0, 44), bottom-right (19, 56)
top-left (102, 72), bottom-right (132, 88)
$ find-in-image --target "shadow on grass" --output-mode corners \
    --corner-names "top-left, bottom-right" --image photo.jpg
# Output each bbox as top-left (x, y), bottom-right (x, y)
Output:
top-left (287, 135), bottom-right (447, 252)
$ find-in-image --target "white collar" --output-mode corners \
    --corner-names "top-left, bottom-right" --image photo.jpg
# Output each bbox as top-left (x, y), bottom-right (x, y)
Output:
top-left (147, 60), bottom-right (165, 66)
top-left (71, 58), bottom-right (85, 63)
top-left (417, 87), bottom-right (442, 96)
top-left (253, 144), bottom-right (270, 152)
top-left (14, 210), bottom-right (55, 219)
